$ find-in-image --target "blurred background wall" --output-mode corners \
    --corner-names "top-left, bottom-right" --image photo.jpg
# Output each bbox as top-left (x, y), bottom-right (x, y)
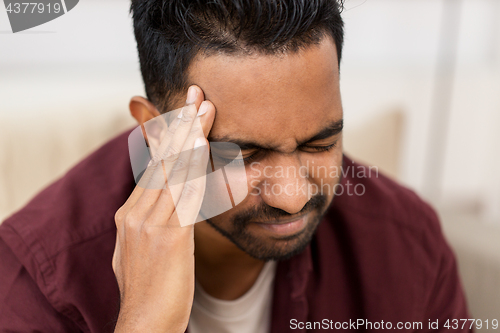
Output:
top-left (1, 0), bottom-right (499, 323)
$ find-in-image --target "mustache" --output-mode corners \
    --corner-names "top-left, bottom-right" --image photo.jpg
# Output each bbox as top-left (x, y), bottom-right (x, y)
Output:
top-left (232, 194), bottom-right (328, 228)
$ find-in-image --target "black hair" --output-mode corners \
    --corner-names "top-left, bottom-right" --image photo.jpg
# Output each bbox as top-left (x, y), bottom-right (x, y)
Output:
top-left (130, 0), bottom-right (345, 112)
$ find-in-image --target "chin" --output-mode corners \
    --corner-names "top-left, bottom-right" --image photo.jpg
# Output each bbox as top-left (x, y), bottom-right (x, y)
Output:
top-left (206, 209), bottom-right (324, 261)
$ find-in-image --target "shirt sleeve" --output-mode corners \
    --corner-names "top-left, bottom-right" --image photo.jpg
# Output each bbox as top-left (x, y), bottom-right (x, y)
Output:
top-left (421, 233), bottom-right (473, 332)
top-left (0, 236), bottom-right (81, 332)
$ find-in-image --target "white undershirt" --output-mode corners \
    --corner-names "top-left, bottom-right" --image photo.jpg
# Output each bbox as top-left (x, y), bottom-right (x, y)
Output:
top-left (188, 261), bottom-right (277, 333)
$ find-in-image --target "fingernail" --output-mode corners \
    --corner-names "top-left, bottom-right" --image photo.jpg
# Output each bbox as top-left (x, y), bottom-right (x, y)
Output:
top-left (186, 86), bottom-right (198, 105)
top-left (194, 137), bottom-right (206, 149)
top-left (197, 101), bottom-right (209, 117)
top-left (177, 109), bottom-right (184, 119)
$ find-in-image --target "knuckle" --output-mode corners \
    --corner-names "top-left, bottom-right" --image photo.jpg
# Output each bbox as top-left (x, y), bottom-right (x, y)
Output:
top-left (123, 212), bottom-right (141, 230)
top-left (182, 181), bottom-right (201, 198)
top-left (114, 207), bottom-right (126, 224)
top-left (111, 256), bottom-right (118, 273)
top-left (163, 155), bottom-right (179, 167)
top-left (142, 224), bottom-right (158, 238)
top-left (189, 154), bottom-right (204, 167)
top-left (164, 146), bottom-right (181, 161)
top-left (190, 126), bottom-right (203, 134)
top-left (179, 111), bottom-right (195, 123)
top-left (172, 158), bottom-right (188, 171)
top-left (167, 124), bottom-right (177, 136)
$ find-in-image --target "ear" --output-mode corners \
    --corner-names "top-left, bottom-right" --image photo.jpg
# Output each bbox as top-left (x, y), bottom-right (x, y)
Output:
top-left (129, 96), bottom-right (161, 125)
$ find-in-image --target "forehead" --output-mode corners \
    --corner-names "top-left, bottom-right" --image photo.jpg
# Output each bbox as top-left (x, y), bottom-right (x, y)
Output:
top-left (187, 37), bottom-right (342, 151)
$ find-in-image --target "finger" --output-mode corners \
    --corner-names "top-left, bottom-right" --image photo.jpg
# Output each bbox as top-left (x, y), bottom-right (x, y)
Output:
top-left (133, 102), bottom-right (199, 212)
top-left (154, 103), bottom-right (198, 173)
top-left (144, 100), bottom-right (215, 227)
top-left (164, 98), bottom-right (215, 188)
top-left (186, 85), bottom-right (206, 117)
top-left (170, 137), bottom-right (210, 227)
top-left (115, 156), bottom-right (165, 225)
top-left (132, 98), bottom-right (205, 215)
top-left (118, 86), bottom-right (204, 217)
top-left (120, 86), bottom-right (215, 222)
top-left (163, 98), bottom-right (215, 187)
top-left (145, 137), bottom-right (209, 227)
top-left (140, 85), bottom-right (213, 191)
top-left (199, 99), bottom-right (216, 138)
top-left (148, 85), bottom-right (205, 162)
top-left (163, 101), bottom-right (212, 205)
top-left (146, 96), bottom-right (215, 194)
top-left (135, 85), bottom-right (203, 188)
top-left (152, 86), bottom-right (214, 145)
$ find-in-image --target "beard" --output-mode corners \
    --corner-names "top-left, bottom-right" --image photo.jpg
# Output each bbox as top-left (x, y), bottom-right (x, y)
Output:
top-left (205, 194), bottom-right (331, 261)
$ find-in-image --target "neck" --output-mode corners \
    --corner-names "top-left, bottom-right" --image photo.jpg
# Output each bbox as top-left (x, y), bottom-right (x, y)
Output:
top-left (194, 221), bottom-right (266, 300)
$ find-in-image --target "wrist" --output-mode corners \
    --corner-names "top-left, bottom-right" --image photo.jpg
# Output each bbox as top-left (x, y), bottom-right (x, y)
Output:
top-left (114, 306), bottom-right (189, 333)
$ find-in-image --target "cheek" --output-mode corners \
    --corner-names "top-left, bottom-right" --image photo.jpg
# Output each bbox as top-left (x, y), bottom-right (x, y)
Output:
top-left (199, 167), bottom-right (241, 221)
top-left (199, 163), bottom-right (258, 225)
top-left (305, 151), bottom-right (343, 197)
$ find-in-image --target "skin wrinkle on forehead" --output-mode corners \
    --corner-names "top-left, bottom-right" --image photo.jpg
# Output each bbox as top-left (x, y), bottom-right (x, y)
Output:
top-left (185, 39), bottom-right (341, 154)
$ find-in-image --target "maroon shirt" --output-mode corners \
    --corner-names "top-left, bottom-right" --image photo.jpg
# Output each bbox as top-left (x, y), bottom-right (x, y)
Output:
top-left (0, 130), bottom-right (471, 332)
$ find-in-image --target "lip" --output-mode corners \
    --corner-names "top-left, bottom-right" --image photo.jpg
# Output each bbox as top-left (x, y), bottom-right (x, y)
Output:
top-left (252, 214), bottom-right (309, 236)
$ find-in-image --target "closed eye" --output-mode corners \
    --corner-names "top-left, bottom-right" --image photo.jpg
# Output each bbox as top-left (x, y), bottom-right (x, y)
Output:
top-left (219, 142), bottom-right (338, 167)
top-left (300, 141), bottom-right (338, 153)
top-left (212, 150), bottom-right (261, 167)
top-left (223, 154), bottom-right (258, 166)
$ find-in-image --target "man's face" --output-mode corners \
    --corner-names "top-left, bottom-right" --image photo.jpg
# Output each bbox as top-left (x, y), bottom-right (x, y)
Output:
top-left (187, 37), bottom-right (343, 261)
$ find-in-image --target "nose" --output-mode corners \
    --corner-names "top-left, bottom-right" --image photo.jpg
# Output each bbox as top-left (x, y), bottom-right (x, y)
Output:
top-left (255, 154), bottom-right (312, 215)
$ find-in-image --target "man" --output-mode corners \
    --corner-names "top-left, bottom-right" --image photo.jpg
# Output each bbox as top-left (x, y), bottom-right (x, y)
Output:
top-left (0, 0), bottom-right (471, 332)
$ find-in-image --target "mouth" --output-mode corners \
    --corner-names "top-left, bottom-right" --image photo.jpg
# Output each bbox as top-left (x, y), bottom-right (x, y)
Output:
top-left (251, 213), bottom-right (309, 236)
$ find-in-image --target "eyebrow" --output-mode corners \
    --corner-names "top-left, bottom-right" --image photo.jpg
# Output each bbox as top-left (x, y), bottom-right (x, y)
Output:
top-left (208, 119), bottom-right (343, 151)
